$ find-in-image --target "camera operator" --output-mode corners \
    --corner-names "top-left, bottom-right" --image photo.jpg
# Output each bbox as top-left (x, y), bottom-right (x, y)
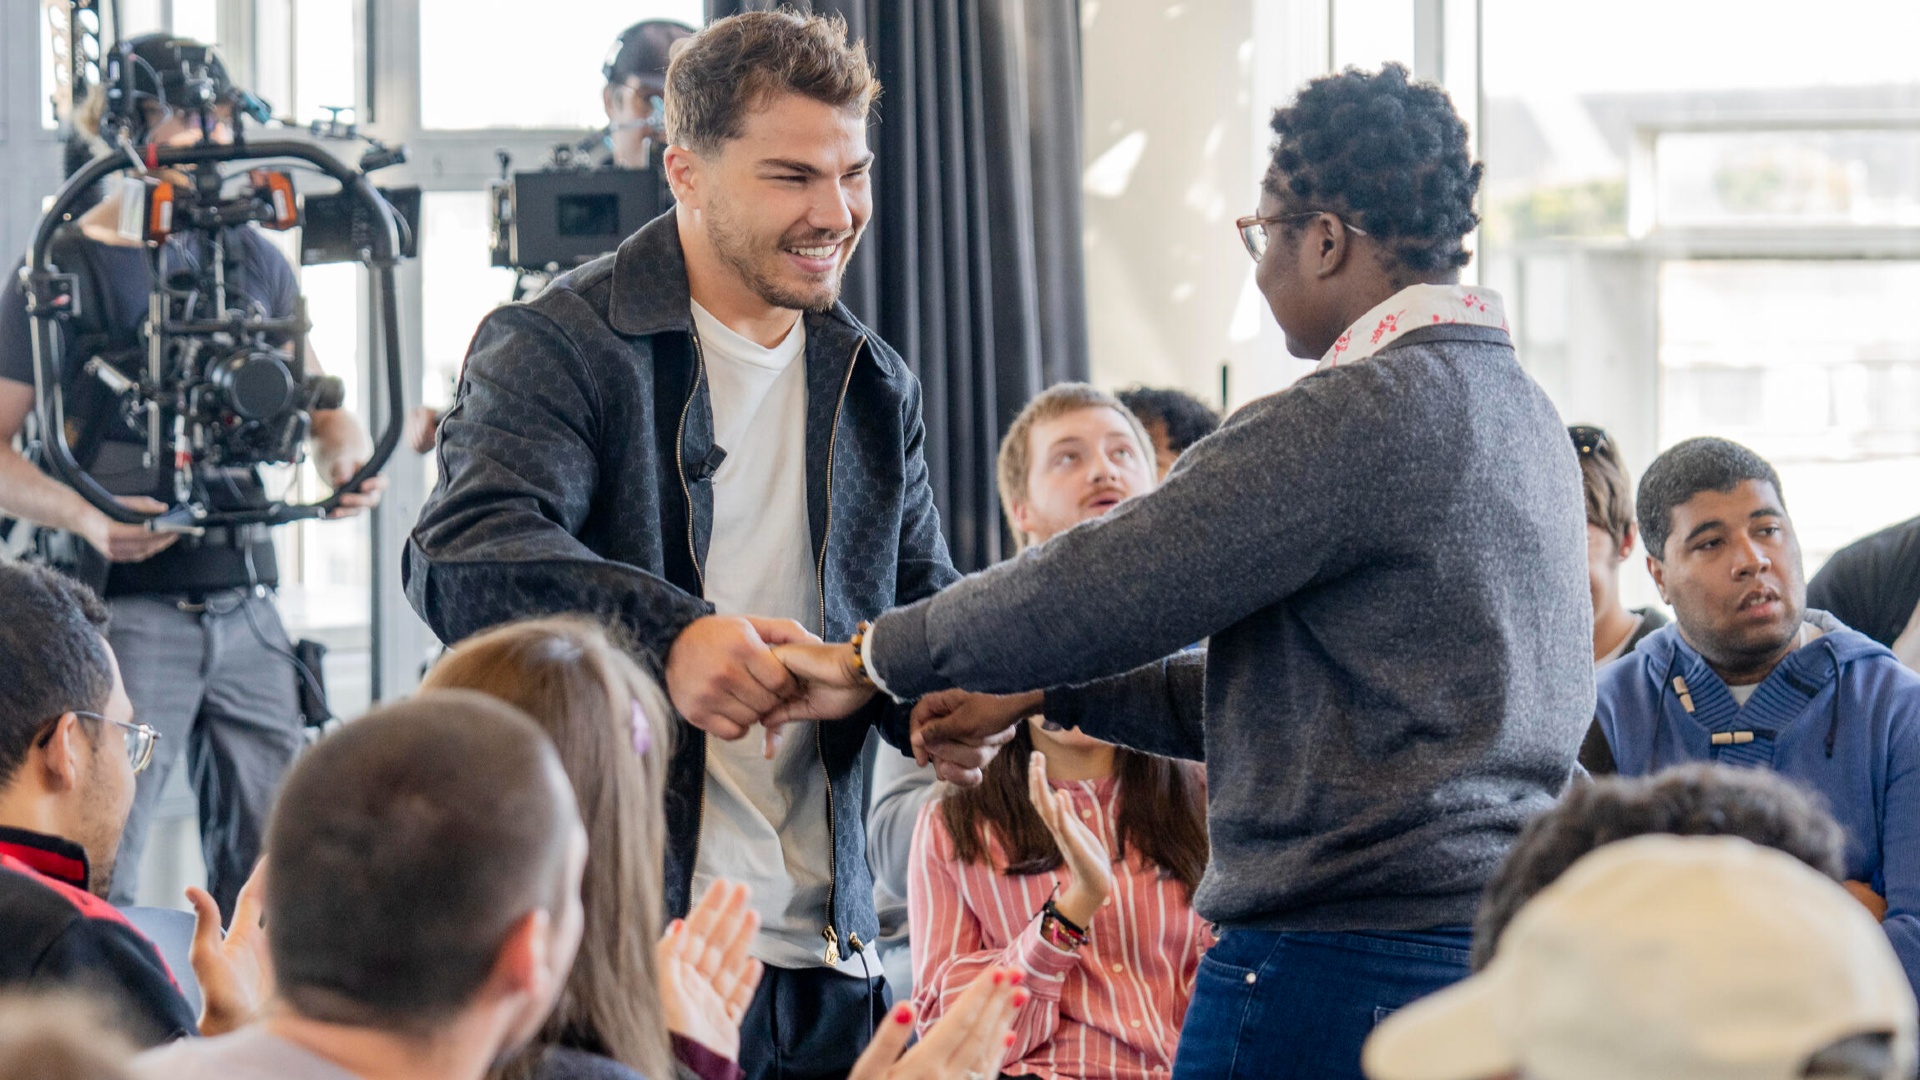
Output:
top-left (0, 34), bottom-right (382, 919)
top-left (405, 18), bottom-right (694, 456)
top-left (604, 19), bottom-right (695, 168)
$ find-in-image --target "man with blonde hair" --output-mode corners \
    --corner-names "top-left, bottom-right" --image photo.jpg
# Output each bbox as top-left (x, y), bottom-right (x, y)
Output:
top-left (867, 383), bottom-right (1158, 997)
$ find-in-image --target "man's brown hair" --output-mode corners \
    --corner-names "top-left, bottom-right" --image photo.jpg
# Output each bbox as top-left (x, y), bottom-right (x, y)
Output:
top-left (997, 383), bottom-right (1155, 548)
top-left (1572, 425), bottom-right (1635, 549)
top-left (266, 691), bottom-right (578, 1034)
top-left (664, 9), bottom-right (879, 154)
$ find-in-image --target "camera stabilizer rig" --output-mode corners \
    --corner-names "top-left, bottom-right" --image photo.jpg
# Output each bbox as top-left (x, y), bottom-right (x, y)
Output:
top-left (20, 137), bottom-right (407, 530)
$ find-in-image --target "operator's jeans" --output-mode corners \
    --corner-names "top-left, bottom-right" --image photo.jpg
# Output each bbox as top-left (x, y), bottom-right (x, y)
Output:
top-left (1172, 926), bottom-right (1473, 1080)
top-left (106, 590), bottom-right (304, 920)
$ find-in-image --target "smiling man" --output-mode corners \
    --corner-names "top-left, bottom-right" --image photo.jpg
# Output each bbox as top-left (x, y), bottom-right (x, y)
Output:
top-left (1591, 435), bottom-right (1920, 995)
top-left (403, 11), bottom-right (958, 1077)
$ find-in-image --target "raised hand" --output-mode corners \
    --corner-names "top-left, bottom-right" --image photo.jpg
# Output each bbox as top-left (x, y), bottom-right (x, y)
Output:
top-left (658, 879), bottom-right (763, 1063)
top-left (850, 966), bottom-right (1027, 1080)
top-left (188, 858), bottom-right (274, 1036)
top-left (1028, 751), bottom-right (1114, 928)
top-left (910, 689), bottom-right (1039, 786)
top-left (665, 615), bottom-right (811, 739)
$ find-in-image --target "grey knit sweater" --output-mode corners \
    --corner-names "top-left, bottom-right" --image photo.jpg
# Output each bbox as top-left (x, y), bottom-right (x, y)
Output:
top-left (869, 323), bottom-right (1594, 933)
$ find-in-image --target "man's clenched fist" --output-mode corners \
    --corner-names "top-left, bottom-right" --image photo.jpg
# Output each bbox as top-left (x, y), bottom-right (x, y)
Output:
top-left (665, 614), bottom-right (816, 738)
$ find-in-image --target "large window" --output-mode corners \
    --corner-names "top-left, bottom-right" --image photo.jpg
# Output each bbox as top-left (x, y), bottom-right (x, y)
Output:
top-left (1481, 0), bottom-right (1920, 596)
top-left (1660, 260), bottom-right (1920, 566)
top-left (418, 0), bottom-right (703, 130)
top-left (419, 192), bottom-right (515, 414)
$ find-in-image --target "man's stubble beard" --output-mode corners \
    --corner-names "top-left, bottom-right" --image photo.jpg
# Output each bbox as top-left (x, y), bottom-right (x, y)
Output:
top-left (78, 756), bottom-right (126, 900)
top-left (704, 192), bottom-right (856, 314)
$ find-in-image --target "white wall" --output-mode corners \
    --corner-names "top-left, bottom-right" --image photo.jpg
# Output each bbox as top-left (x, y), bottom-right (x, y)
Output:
top-left (1080, 0), bottom-right (1333, 411)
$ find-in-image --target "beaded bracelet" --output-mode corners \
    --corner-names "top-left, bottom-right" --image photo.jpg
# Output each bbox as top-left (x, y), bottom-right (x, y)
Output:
top-left (848, 620), bottom-right (876, 687)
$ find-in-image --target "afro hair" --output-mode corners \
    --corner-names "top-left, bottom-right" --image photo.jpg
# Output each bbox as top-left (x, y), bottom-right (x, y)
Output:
top-left (1265, 62), bottom-right (1482, 274)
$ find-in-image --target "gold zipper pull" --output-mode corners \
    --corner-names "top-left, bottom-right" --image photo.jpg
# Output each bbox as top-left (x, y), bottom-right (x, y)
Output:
top-left (848, 932), bottom-right (865, 954)
top-left (823, 926), bottom-right (840, 965)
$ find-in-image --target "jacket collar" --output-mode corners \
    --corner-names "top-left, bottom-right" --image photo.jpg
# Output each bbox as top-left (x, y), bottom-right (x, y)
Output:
top-left (607, 211), bottom-right (881, 370)
top-left (0, 825), bottom-right (91, 891)
top-left (1639, 610), bottom-right (1890, 699)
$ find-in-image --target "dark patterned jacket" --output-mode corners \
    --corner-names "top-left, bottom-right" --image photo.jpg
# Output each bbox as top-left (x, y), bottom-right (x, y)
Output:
top-left (0, 827), bottom-right (196, 1047)
top-left (404, 212), bottom-right (958, 958)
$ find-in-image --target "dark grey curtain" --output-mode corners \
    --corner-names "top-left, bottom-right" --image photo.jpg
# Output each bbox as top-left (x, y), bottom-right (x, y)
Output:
top-left (707, 0), bottom-right (1088, 571)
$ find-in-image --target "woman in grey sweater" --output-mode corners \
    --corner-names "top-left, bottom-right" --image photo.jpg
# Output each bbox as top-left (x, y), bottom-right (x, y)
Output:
top-left (776, 63), bottom-right (1592, 1080)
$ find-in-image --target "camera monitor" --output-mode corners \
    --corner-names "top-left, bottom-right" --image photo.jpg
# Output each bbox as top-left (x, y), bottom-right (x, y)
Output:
top-left (301, 185), bottom-right (421, 266)
top-left (503, 167), bottom-right (666, 272)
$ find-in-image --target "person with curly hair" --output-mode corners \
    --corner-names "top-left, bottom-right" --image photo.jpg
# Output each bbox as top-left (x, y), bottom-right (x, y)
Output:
top-left (1114, 387), bottom-right (1220, 480)
top-left (772, 63), bottom-right (1591, 1080)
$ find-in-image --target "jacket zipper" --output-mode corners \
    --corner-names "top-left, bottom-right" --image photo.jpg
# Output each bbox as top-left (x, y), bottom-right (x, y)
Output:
top-left (817, 334), bottom-right (864, 965)
top-left (679, 330), bottom-right (709, 881)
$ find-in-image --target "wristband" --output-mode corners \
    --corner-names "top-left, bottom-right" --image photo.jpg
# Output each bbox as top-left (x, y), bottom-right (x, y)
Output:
top-left (1039, 897), bottom-right (1089, 952)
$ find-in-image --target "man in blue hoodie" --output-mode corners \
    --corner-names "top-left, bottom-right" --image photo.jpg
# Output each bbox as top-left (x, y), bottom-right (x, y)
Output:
top-left (1593, 435), bottom-right (1920, 992)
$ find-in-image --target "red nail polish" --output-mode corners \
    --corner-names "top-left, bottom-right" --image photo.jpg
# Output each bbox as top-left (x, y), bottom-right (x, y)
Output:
top-left (892, 1004), bottom-right (913, 1025)
top-left (1007, 970), bottom-right (1025, 986)
top-left (992, 971), bottom-right (1005, 986)
top-left (1011, 990), bottom-right (1029, 1007)
top-left (1004, 1032), bottom-right (1017, 1047)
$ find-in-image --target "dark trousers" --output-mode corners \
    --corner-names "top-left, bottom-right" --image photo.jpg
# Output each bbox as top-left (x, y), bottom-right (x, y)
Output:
top-left (738, 966), bottom-right (890, 1080)
top-left (1172, 927), bottom-right (1473, 1080)
top-left (105, 590), bottom-right (304, 919)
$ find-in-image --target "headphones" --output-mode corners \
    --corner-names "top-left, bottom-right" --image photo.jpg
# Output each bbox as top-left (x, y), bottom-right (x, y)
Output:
top-left (100, 34), bottom-right (265, 147)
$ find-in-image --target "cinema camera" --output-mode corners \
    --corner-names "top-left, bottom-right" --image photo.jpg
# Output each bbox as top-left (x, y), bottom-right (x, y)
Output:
top-left (19, 42), bottom-right (413, 532)
top-left (488, 129), bottom-right (672, 294)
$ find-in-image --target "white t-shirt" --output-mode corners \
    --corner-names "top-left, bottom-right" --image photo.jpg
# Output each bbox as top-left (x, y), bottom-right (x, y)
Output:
top-left (687, 301), bottom-right (863, 976)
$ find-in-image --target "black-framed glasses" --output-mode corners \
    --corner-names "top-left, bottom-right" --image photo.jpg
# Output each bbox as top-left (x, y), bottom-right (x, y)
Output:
top-left (1234, 210), bottom-right (1369, 261)
top-left (36, 711), bottom-right (160, 774)
top-left (1569, 425), bottom-right (1612, 458)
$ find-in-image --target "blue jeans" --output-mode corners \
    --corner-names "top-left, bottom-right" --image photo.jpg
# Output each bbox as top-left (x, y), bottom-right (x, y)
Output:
top-left (1172, 927), bottom-right (1474, 1080)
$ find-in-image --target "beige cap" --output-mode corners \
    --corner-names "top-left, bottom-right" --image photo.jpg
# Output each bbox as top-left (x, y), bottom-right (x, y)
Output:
top-left (1363, 834), bottom-right (1917, 1080)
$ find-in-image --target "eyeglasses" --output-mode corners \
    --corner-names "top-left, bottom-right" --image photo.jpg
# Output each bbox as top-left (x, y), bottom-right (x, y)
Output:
top-left (35, 711), bottom-right (161, 774)
top-left (1569, 425), bottom-right (1612, 457)
top-left (1234, 210), bottom-right (1369, 262)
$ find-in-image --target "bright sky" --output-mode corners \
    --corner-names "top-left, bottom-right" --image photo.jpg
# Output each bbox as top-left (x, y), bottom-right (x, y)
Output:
top-left (1482, 0), bottom-right (1920, 95)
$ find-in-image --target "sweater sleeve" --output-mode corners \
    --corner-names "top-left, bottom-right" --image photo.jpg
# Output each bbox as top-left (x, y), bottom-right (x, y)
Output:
top-left (868, 374), bottom-right (1359, 699)
top-left (907, 802), bottom-right (1074, 1067)
top-left (403, 305), bottom-right (711, 660)
top-left (1045, 651), bottom-right (1207, 762)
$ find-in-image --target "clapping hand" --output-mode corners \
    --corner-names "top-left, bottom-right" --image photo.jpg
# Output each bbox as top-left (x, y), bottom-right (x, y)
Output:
top-left (1027, 751), bottom-right (1113, 928)
top-left (188, 858), bottom-right (274, 1036)
top-left (658, 879), bottom-right (763, 1063)
top-left (850, 966), bottom-right (1027, 1080)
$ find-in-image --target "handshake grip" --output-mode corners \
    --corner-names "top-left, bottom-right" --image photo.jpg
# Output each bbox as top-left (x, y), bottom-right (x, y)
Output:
top-left (661, 613), bottom-right (1033, 785)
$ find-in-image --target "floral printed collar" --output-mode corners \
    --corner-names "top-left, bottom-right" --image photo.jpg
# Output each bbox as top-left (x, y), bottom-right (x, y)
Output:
top-left (1319, 283), bottom-right (1510, 369)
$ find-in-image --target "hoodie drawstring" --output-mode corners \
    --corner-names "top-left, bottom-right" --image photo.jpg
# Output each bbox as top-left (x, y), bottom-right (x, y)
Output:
top-left (1824, 641), bottom-right (1843, 759)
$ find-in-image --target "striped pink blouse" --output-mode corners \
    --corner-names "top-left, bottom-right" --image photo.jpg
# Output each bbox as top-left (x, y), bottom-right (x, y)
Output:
top-left (908, 776), bottom-right (1214, 1080)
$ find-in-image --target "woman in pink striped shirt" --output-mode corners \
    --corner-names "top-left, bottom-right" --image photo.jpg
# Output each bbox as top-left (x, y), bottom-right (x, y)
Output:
top-left (909, 715), bottom-right (1211, 1080)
